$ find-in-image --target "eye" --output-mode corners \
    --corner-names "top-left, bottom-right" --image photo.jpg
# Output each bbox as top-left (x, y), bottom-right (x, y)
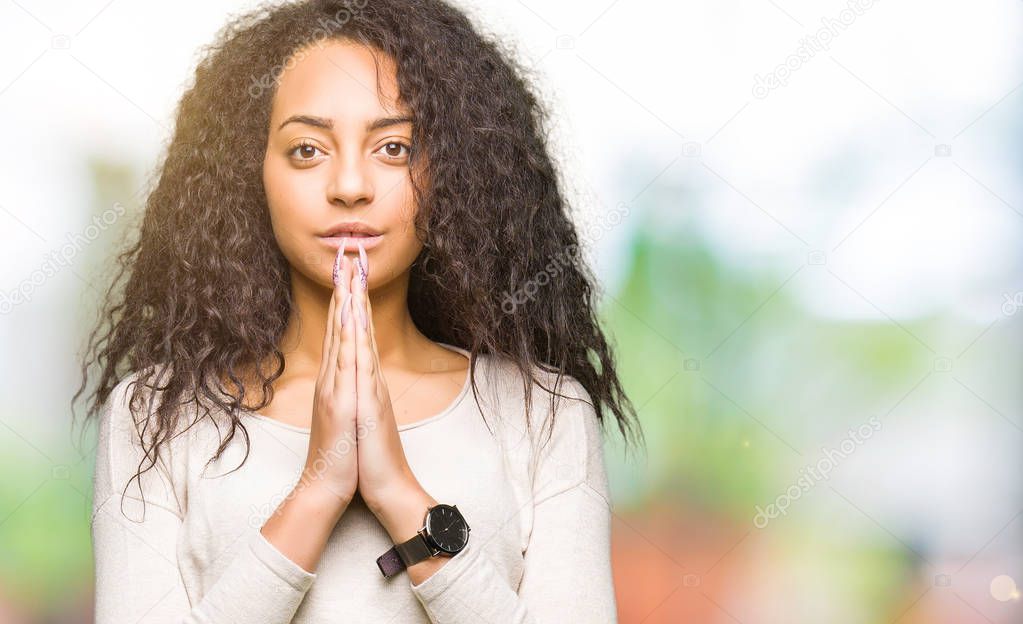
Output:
top-left (377, 141), bottom-right (411, 161)
top-left (288, 141), bottom-right (325, 162)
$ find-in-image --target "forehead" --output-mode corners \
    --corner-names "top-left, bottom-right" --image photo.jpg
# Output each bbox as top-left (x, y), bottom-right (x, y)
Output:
top-left (270, 39), bottom-right (407, 124)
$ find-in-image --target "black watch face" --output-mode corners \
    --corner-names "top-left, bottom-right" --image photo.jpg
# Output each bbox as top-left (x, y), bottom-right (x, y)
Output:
top-left (425, 504), bottom-right (470, 554)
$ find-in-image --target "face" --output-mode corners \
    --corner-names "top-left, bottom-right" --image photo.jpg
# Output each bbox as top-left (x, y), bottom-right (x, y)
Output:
top-left (263, 39), bottom-right (421, 290)
top-left (426, 503), bottom-right (470, 553)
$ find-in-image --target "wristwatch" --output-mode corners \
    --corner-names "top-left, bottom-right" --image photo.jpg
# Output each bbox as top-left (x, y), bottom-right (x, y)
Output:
top-left (376, 503), bottom-right (471, 578)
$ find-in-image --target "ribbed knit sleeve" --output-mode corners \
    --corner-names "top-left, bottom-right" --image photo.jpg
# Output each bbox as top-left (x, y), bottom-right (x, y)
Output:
top-left (407, 376), bottom-right (618, 623)
top-left (90, 376), bottom-right (317, 623)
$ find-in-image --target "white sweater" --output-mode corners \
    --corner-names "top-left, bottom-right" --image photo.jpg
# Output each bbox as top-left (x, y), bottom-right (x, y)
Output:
top-left (90, 344), bottom-right (618, 623)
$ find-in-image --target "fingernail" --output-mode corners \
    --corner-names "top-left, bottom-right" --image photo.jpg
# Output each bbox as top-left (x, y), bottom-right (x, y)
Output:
top-left (340, 292), bottom-right (352, 327)
top-left (357, 241), bottom-right (369, 290)
top-left (354, 304), bottom-right (367, 330)
top-left (332, 238), bottom-right (348, 286)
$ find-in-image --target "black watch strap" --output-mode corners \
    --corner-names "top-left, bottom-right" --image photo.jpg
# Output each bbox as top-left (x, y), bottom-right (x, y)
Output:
top-left (376, 545), bottom-right (405, 577)
top-left (376, 533), bottom-right (437, 578)
top-left (397, 532), bottom-right (437, 566)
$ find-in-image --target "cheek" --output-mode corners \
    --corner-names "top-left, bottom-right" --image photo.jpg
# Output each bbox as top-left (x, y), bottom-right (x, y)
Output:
top-left (262, 160), bottom-right (323, 266)
top-left (264, 162), bottom-right (316, 226)
top-left (377, 185), bottom-right (424, 279)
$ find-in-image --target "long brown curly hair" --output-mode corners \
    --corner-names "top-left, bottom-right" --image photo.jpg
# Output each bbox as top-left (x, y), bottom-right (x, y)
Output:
top-left (74, 0), bottom-right (644, 507)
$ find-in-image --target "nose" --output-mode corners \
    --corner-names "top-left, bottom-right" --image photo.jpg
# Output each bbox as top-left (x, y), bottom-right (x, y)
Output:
top-left (327, 145), bottom-right (374, 208)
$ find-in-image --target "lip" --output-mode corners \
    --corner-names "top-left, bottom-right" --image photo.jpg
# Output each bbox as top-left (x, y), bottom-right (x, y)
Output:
top-left (319, 234), bottom-right (384, 251)
top-left (320, 221), bottom-right (382, 237)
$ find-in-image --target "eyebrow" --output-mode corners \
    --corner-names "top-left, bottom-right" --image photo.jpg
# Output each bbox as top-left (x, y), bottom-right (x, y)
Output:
top-left (276, 114), bottom-right (413, 132)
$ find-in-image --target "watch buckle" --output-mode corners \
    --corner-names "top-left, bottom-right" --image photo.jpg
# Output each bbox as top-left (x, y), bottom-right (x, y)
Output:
top-left (419, 528), bottom-right (442, 556)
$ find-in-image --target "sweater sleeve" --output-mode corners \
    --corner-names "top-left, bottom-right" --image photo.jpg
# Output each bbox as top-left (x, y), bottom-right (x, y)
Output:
top-left (407, 377), bottom-right (619, 623)
top-left (90, 376), bottom-right (317, 623)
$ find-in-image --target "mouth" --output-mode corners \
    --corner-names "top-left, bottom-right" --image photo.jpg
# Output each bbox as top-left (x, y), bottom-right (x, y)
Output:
top-left (322, 232), bottom-right (379, 239)
top-left (319, 221), bottom-right (382, 237)
top-left (318, 222), bottom-right (384, 250)
top-left (318, 233), bottom-right (384, 251)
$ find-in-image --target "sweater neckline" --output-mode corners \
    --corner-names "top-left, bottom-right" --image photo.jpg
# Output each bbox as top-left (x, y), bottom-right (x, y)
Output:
top-left (243, 342), bottom-right (474, 434)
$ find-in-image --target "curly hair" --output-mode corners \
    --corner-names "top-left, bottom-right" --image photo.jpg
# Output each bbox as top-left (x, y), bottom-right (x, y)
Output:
top-left (74, 0), bottom-right (644, 511)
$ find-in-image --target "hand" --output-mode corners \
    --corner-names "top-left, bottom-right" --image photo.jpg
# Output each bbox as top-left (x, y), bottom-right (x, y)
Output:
top-left (299, 238), bottom-right (361, 509)
top-left (347, 247), bottom-right (452, 582)
top-left (347, 241), bottom-right (427, 518)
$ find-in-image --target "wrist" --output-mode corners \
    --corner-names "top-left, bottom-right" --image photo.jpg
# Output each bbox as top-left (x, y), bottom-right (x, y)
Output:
top-left (371, 484), bottom-right (437, 544)
top-left (293, 476), bottom-right (351, 520)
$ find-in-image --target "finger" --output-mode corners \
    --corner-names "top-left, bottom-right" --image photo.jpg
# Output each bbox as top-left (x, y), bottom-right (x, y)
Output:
top-left (360, 274), bottom-right (376, 364)
top-left (360, 248), bottom-right (387, 401)
top-left (358, 241), bottom-right (377, 350)
top-left (336, 246), bottom-right (358, 417)
top-left (319, 238), bottom-right (347, 388)
top-left (336, 255), bottom-right (354, 373)
top-left (365, 289), bottom-right (387, 400)
top-left (352, 242), bottom-right (377, 403)
top-left (327, 238), bottom-right (351, 384)
top-left (317, 276), bottom-right (337, 388)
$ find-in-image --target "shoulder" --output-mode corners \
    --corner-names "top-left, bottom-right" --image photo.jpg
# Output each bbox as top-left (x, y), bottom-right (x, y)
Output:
top-left (476, 352), bottom-right (597, 434)
top-left (474, 353), bottom-right (611, 506)
top-left (97, 362), bottom-right (188, 442)
top-left (97, 366), bottom-right (165, 439)
top-left (92, 365), bottom-right (185, 522)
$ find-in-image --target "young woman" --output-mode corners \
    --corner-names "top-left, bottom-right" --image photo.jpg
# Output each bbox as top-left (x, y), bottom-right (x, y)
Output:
top-left (77, 0), bottom-right (642, 622)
